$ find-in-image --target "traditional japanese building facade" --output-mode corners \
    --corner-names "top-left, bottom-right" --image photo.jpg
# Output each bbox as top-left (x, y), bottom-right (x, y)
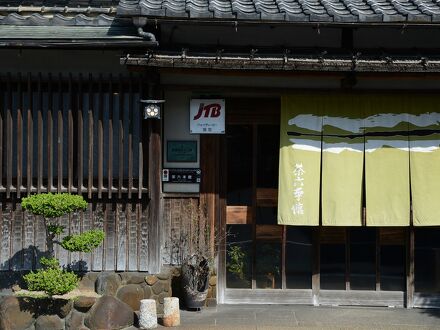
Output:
top-left (1, 0), bottom-right (440, 309)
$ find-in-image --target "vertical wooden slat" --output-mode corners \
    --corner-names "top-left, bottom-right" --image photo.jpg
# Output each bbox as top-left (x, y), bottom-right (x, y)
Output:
top-left (161, 198), bottom-right (171, 265)
top-left (70, 209), bottom-right (81, 271)
top-left (81, 204), bottom-right (93, 271)
top-left (92, 203), bottom-right (104, 270)
top-left (23, 203), bottom-right (34, 269)
top-left (128, 203), bottom-right (138, 270)
top-left (26, 73), bottom-right (33, 195)
top-left (251, 124), bottom-right (257, 289)
top-left (34, 210), bottom-right (46, 269)
top-left (97, 74), bottom-right (104, 198)
top-left (47, 74), bottom-right (54, 192)
top-left (68, 74), bottom-right (74, 193)
top-left (56, 213), bottom-right (69, 268)
top-left (345, 229), bottom-right (350, 291)
top-left (37, 73), bottom-right (43, 193)
top-left (376, 229), bottom-right (381, 291)
top-left (0, 77), bottom-right (3, 191)
top-left (16, 74), bottom-right (23, 197)
top-left (217, 145), bottom-right (227, 303)
top-left (77, 74), bottom-right (84, 194)
top-left (108, 74), bottom-right (113, 199)
top-left (312, 228), bottom-right (320, 306)
top-left (11, 202), bottom-right (23, 270)
top-left (139, 202), bottom-right (149, 271)
top-left (6, 73), bottom-right (12, 198)
top-left (281, 226), bottom-right (286, 290)
top-left (88, 74), bottom-right (94, 199)
top-left (0, 203), bottom-right (10, 270)
top-left (125, 202), bottom-right (130, 270)
top-left (406, 226), bottom-right (415, 308)
top-left (104, 203), bottom-right (116, 270)
top-left (118, 74), bottom-right (124, 198)
top-left (138, 76), bottom-right (143, 199)
top-left (57, 73), bottom-right (63, 192)
top-left (116, 203), bottom-right (127, 270)
top-left (128, 75), bottom-right (134, 199)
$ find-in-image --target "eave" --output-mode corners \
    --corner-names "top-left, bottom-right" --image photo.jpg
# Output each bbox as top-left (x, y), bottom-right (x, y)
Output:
top-left (121, 52), bottom-right (440, 73)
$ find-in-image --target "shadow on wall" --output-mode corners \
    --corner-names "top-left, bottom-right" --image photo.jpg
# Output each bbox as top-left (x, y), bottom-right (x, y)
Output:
top-left (0, 245), bottom-right (90, 291)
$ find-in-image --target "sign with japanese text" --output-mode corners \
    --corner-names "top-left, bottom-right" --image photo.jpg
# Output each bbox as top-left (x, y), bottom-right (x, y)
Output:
top-left (190, 99), bottom-right (225, 134)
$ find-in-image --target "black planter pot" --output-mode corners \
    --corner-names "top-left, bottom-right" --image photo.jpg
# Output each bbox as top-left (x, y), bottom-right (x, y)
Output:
top-left (181, 255), bottom-right (210, 309)
top-left (182, 280), bottom-right (209, 309)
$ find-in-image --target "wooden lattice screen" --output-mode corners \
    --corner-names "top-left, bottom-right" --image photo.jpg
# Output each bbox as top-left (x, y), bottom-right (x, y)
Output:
top-left (0, 72), bottom-right (147, 199)
top-left (0, 72), bottom-right (156, 272)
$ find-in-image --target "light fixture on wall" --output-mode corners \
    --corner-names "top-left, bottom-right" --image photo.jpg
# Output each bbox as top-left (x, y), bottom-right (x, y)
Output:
top-left (140, 99), bottom-right (165, 119)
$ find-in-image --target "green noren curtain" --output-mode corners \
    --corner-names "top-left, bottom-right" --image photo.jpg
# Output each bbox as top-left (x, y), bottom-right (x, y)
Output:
top-left (364, 96), bottom-right (410, 226)
top-left (408, 96), bottom-right (440, 226)
top-left (322, 135), bottom-right (364, 226)
top-left (278, 95), bottom-right (321, 226)
top-left (321, 96), bottom-right (364, 226)
top-left (279, 94), bottom-right (440, 227)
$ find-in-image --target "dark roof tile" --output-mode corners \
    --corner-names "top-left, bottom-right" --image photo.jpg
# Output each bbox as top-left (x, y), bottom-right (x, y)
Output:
top-left (7, 0), bottom-right (440, 24)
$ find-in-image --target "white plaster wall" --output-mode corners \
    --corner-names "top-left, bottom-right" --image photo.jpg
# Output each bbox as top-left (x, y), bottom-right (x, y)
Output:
top-left (163, 90), bottom-right (200, 193)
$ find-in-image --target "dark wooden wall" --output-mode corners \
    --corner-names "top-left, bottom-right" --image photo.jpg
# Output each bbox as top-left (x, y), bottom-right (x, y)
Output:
top-left (0, 72), bottom-right (159, 272)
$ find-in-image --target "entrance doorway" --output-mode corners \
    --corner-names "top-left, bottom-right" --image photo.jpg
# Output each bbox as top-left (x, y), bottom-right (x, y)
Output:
top-left (218, 98), bottom-right (412, 306)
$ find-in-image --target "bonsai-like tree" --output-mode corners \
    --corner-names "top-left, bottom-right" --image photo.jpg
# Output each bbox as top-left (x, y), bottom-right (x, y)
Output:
top-left (21, 193), bottom-right (105, 295)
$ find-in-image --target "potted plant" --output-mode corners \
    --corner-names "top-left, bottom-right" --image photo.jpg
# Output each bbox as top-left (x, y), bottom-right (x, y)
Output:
top-left (179, 204), bottom-right (218, 310)
top-left (181, 254), bottom-right (210, 309)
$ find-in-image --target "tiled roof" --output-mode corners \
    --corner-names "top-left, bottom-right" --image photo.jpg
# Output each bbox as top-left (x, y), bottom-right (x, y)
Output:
top-left (0, 13), bottom-right (117, 25)
top-left (0, 0), bottom-right (120, 26)
top-left (117, 0), bottom-right (440, 23)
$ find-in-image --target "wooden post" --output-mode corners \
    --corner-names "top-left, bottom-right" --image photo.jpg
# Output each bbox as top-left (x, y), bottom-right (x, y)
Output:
top-left (217, 134), bottom-right (227, 304)
top-left (200, 135), bottom-right (219, 260)
top-left (312, 227), bottom-right (320, 306)
top-left (406, 226), bottom-right (415, 308)
top-left (145, 72), bottom-right (161, 273)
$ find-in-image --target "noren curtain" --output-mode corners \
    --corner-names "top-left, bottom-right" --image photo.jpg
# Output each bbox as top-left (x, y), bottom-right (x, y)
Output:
top-left (278, 95), bottom-right (321, 226)
top-left (278, 94), bottom-right (440, 227)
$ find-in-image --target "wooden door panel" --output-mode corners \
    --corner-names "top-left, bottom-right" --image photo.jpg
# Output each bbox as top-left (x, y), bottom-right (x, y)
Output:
top-left (226, 206), bottom-right (253, 224)
top-left (256, 188), bottom-right (278, 207)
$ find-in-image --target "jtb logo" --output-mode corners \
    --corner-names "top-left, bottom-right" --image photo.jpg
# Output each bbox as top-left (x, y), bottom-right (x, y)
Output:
top-left (193, 103), bottom-right (222, 120)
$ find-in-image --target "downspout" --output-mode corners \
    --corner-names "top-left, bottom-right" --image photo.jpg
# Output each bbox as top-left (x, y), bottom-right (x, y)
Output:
top-left (133, 16), bottom-right (159, 46)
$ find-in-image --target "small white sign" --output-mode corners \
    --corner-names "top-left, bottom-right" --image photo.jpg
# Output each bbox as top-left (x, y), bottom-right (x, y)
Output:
top-left (190, 99), bottom-right (225, 134)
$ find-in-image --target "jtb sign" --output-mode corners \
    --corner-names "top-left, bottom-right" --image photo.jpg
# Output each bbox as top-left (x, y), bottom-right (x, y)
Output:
top-left (190, 99), bottom-right (225, 134)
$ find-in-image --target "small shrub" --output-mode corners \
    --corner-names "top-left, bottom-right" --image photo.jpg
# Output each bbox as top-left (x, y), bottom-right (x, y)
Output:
top-left (24, 268), bottom-right (78, 295)
top-left (40, 257), bottom-right (60, 269)
top-left (61, 229), bottom-right (105, 253)
top-left (21, 193), bottom-right (88, 219)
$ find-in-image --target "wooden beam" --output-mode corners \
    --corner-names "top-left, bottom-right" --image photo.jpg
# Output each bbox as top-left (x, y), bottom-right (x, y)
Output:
top-left (146, 74), bottom-right (161, 273)
top-left (312, 227), bottom-right (320, 306)
top-left (406, 226), bottom-right (415, 308)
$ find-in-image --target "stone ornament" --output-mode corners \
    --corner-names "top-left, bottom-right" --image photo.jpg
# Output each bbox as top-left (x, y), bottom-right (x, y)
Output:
top-left (163, 297), bottom-right (180, 327)
top-left (139, 299), bottom-right (158, 329)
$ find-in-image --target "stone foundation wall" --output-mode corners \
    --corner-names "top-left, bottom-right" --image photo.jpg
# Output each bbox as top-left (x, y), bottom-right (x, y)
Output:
top-left (0, 269), bottom-right (176, 330)
top-left (206, 274), bottom-right (217, 307)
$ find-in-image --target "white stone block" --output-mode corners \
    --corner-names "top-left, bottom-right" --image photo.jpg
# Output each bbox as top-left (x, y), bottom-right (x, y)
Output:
top-left (139, 299), bottom-right (157, 329)
top-left (163, 297), bottom-right (180, 327)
